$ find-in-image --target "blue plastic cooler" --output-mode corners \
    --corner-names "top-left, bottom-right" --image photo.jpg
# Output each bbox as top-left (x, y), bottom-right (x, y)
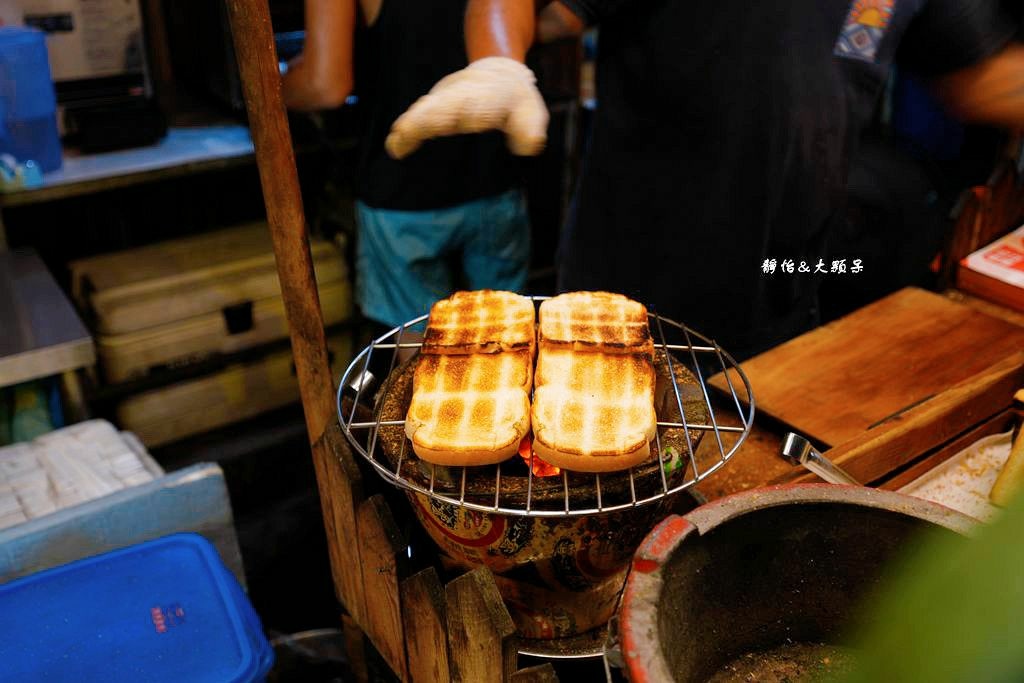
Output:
top-left (0, 533), bottom-right (273, 682)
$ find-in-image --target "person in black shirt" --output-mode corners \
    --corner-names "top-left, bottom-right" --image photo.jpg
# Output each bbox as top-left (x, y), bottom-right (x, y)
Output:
top-left (387, 0), bottom-right (1024, 358)
top-left (281, 0), bottom-right (535, 330)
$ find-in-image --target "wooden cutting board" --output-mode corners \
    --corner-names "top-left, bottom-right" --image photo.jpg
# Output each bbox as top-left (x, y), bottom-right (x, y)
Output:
top-left (710, 287), bottom-right (1024, 448)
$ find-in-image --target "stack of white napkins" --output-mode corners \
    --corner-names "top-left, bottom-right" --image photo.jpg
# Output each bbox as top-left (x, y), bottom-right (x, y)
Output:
top-left (0, 421), bottom-right (162, 530)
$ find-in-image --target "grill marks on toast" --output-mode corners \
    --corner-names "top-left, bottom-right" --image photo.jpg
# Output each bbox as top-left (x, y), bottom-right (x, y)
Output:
top-left (406, 352), bottom-right (532, 464)
top-left (421, 290), bottom-right (536, 355)
top-left (538, 291), bottom-right (652, 355)
top-left (533, 349), bottom-right (656, 458)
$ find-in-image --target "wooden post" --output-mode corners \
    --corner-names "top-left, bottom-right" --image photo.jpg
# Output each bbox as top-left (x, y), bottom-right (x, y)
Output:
top-left (223, 0), bottom-right (335, 445)
top-left (223, 0), bottom-right (373, 674)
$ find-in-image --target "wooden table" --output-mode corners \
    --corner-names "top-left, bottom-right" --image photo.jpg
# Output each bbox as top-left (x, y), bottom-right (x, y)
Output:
top-left (698, 287), bottom-right (1024, 500)
top-left (0, 249), bottom-right (95, 418)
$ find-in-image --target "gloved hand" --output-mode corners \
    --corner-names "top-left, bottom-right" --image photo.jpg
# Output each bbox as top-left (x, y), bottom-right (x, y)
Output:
top-left (385, 57), bottom-right (549, 159)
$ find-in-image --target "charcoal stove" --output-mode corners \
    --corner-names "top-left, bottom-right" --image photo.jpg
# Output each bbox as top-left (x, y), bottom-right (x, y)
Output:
top-left (337, 297), bottom-right (755, 657)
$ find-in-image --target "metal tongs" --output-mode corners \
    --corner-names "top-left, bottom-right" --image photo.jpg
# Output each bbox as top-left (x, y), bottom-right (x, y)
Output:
top-left (780, 432), bottom-right (860, 486)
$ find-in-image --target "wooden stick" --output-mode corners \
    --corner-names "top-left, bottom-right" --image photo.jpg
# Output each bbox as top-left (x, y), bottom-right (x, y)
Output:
top-left (223, 0), bottom-right (335, 445)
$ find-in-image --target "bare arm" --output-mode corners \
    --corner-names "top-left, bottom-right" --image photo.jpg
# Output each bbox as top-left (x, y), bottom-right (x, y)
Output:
top-left (281, 0), bottom-right (356, 111)
top-left (934, 42), bottom-right (1024, 129)
top-left (537, 2), bottom-right (585, 43)
top-left (465, 0), bottom-right (538, 61)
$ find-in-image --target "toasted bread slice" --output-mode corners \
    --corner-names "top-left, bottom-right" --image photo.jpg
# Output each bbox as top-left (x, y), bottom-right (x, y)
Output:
top-left (421, 290), bottom-right (536, 355)
top-left (531, 347), bottom-right (657, 472)
top-left (405, 350), bottom-right (532, 466)
top-left (538, 291), bottom-right (652, 355)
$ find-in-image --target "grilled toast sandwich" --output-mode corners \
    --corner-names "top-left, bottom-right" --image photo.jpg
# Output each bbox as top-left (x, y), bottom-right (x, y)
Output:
top-left (408, 290), bottom-right (535, 465)
top-left (531, 292), bottom-right (657, 472)
top-left (405, 351), bottom-right (532, 465)
top-left (531, 348), bottom-right (657, 472)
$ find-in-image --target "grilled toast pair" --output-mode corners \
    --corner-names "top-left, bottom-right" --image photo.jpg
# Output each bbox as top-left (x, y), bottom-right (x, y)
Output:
top-left (405, 290), bottom-right (657, 472)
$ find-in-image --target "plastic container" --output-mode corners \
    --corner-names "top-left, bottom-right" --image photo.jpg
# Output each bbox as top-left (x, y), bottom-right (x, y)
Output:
top-left (0, 533), bottom-right (273, 682)
top-left (0, 27), bottom-right (61, 172)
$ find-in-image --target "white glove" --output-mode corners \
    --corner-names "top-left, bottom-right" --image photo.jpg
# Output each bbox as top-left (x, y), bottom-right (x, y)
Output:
top-left (385, 57), bottom-right (549, 159)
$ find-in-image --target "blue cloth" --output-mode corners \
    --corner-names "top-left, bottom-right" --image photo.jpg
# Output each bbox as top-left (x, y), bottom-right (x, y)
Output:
top-left (356, 189), bottom-right (530, 328)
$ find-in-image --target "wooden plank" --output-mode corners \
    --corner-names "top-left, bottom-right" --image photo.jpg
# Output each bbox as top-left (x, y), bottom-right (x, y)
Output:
top-left (358, 495), bottom-right (410, 681)
top-left (711, 288), bottom-right (1024, 448)
top-left (878, 410), bottom-right (1016, 491)
top-left (342, 613), bottom-right (370, 683)
top-left (774, 352), bottom-right (1024, 485)
top-left (401, 568), bottom-right (452, 683)
top-left (446, 568), bottom-right (518, 683)
top-left (946, 289), bottom-right (1024, 329)
top-left (312, 422), bottom-right (367, 625)
top-left (511, 663), bottom-right (560, 682)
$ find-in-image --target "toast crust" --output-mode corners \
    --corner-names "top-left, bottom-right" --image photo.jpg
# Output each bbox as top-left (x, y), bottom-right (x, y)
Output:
top-left (532, 437), bottom-right (653, 473)
top-left (421, 290), bottom-right (536, 355)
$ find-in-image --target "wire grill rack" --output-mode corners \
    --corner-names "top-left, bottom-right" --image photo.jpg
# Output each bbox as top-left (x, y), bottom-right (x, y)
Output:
top-left (336, 297), bottom-right (755, 517)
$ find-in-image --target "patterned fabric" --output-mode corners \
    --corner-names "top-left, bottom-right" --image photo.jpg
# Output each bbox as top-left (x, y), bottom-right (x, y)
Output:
top-left (834, 0), bottom-right (896, 62)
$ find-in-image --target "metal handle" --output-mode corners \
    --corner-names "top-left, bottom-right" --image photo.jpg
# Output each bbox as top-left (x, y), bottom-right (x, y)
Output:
top-left (781, 432), bottom-right (860, 486)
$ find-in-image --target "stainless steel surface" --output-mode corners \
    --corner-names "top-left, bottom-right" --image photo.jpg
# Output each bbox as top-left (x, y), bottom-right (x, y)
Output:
top-left (781, 432), bottom-right (860, 485)
top-left (0, 249), bottom-right (95, 387)
top-left (337, 296), bottom-right (756, 517)
top-left (516, 627), bottom-right (608, 659)
top-left (346, 368), bottom-right (377, 397)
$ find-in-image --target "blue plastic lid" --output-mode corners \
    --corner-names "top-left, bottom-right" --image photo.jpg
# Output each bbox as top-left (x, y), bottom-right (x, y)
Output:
top-left (0, 534), bottom-right (271, 682)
